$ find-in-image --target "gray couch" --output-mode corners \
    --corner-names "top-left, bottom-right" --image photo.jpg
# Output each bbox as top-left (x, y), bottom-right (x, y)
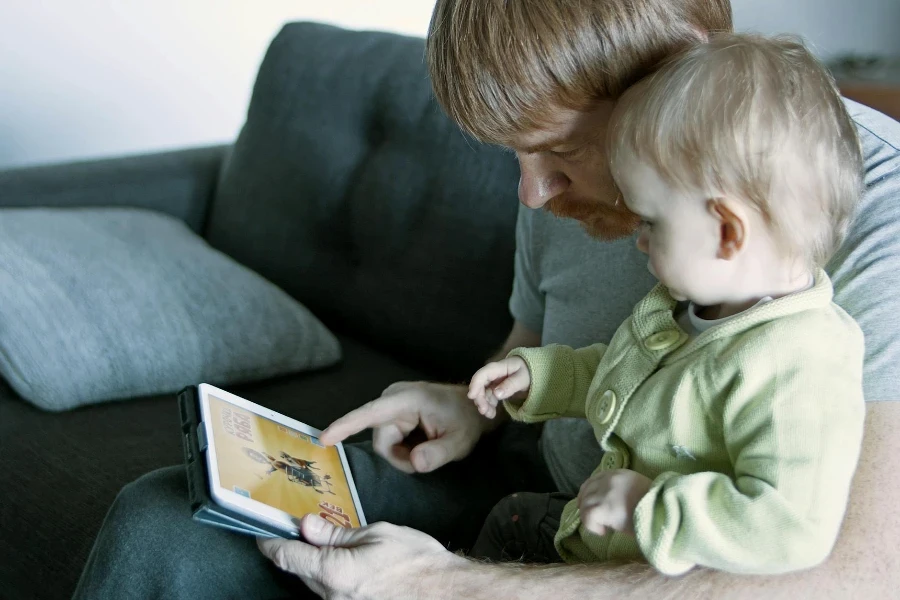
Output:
top-left (0, 23), bottom-right (520, 600)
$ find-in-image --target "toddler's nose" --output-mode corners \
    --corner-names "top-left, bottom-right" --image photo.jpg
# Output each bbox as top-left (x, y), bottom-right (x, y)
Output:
top-left (636, 229), bottom-right (650, 254)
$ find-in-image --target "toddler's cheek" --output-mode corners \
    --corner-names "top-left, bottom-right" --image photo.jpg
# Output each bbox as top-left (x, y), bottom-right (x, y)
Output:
top-left (646, 257), bottom-right (659, 279)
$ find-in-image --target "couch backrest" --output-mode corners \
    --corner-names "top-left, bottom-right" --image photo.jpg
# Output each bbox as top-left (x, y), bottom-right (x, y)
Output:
top-left (206, 23), bottom-right (521, 379)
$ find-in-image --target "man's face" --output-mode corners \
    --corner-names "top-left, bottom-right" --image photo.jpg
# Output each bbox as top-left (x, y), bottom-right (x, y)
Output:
top-left (507, 102), bottom-right (640, 240)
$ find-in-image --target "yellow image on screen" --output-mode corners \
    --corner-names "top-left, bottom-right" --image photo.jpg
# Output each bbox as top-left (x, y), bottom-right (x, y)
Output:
top-left (208, 395), bottom-right (361, 528)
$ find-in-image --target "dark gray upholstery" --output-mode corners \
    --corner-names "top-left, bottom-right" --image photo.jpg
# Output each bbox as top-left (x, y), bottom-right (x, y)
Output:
top-left (0, 22), bottom-right (521, 600)
top-left (207, 23), bottom-right (521, 380)
top-left (0, 145), bottom-right (227, 232)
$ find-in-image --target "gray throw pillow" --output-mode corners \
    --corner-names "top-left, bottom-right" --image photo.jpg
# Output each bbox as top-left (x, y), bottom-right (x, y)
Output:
top-left (0, 207), bottom-right (341, 411)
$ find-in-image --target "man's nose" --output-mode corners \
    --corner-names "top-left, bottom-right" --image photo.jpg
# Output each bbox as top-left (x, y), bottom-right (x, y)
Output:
top-left (517, 153), bottom-right (570, 209)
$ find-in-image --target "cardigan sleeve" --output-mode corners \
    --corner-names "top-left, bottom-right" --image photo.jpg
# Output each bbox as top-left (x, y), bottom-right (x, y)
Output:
top-left (503, 343), bottom-right (607, 423)
top-left (632, 321), bottom-right (865, 575)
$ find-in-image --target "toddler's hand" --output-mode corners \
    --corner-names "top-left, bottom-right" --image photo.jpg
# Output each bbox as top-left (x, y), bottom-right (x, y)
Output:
top-left (578, 469), bottom-right (653, 537)
top-left (467, 357), bottom-right (530, 419)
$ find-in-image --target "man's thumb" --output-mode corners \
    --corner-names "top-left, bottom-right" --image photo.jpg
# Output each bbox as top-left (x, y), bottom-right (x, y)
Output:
top-left (301, 513), bottom-right (358, 547)
top-left (410, 433), bottom-right (467, 473)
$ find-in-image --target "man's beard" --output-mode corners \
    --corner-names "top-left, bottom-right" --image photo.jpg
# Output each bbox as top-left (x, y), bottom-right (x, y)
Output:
top-left (545, 194), bottom-right (641, 241)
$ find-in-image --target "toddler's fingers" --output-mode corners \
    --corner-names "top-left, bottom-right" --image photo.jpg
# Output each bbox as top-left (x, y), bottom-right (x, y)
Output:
top-left (580, 505), bottom-right (609, 537)
top-left (469, 362), bottom-right (509, 396)
top-left (475, 391), bottom-right (491, 414)
top-left (484, 388), bottom-right (499, 416)
top-left (467, 377), bottom-right (485, 400)
top-left (577, 484), bottom-right (609, 512)
top-left (492, 368), bottom-right (530, 400)
top-left (578, 472), bottom-right (610, 498)
top-left (579, 477), bottom-right (600, 498)
top-left (467, 369), bottom-right (489, 400)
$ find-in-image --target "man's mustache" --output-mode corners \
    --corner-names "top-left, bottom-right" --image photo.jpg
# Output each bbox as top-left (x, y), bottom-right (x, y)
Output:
top-left (545, 194), bottom-right (641, 241)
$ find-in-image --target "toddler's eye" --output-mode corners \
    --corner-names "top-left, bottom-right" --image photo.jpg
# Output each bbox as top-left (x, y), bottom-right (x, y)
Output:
top-left (639, 219), bottom-right (653, 229)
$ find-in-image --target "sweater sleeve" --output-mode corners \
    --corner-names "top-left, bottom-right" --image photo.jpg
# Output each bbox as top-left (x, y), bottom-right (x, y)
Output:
top-left (632, 326), bottom-right (865, 575)
top-left (503, 343), bottom-right (606, 423)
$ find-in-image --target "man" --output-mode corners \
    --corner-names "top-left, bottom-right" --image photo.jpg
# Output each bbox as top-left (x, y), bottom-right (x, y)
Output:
top-left (75, 1), bottom-right (900, 598)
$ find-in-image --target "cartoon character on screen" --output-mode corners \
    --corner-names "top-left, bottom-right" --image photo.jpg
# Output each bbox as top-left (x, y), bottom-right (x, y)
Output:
top-left (241, 447), bottom-right (335, 495)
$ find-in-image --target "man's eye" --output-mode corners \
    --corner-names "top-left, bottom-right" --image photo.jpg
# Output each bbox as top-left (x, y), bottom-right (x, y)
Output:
top-left (552, 146), bottom-right (586, 160)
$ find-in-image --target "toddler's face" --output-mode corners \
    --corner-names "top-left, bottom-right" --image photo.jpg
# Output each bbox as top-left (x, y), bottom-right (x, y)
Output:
top-left (614, 153), bottom-right (731, 305)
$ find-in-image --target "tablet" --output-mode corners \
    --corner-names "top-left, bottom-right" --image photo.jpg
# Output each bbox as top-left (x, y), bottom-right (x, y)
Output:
top-left (179, 384), bottom-right (366, 538)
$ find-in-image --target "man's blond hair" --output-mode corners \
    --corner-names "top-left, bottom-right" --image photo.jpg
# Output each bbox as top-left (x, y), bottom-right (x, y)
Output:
top-left (609, 34), bottom-right (863, 269)
top-left (426, 0), bottom-right (733, 145)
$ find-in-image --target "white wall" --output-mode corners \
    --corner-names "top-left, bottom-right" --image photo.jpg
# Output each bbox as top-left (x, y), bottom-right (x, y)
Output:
top-left (1, 0), bottom-right (898, 170)
top-left (0, 1), bottom-right (437, 169)
top-left (733, 0), bottom-right (900, 58)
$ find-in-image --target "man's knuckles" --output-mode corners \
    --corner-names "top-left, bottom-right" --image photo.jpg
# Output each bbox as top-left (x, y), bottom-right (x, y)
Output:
top-left (381, 381), bottom-right (410, 395)
top-left (269, 541), bottom-right (311, 576)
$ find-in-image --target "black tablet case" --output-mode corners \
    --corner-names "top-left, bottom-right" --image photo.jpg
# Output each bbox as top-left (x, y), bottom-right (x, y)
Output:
top-left (178, 386), bottom-right (299, 539)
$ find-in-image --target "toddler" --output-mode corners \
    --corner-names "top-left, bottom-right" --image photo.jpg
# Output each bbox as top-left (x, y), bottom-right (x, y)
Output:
top-left (468, 34), bottom-right (866, 575)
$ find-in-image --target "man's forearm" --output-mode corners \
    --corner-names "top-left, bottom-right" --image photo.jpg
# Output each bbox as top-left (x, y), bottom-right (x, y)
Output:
top-left (444, 560), bottom-right (678, 600)
top-left (444, 553), bottom-right (869, 600)
top-left (488, 320), bottom-right (541, 363)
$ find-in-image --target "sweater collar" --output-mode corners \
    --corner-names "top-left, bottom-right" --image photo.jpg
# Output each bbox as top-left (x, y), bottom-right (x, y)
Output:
top-left (630, 269), bottom-right (834, 359)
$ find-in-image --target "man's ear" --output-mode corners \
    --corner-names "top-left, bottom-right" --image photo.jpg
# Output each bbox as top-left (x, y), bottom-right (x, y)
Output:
top-left (707, 198), bottom-right (747, 260)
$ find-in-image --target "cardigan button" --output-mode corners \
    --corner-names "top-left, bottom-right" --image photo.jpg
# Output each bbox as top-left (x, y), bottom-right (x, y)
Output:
top-left (602, 451), bottom-right (625, 470)
top-left (646, 330), bottom-right (681, 351)
top-left (597, 390), bottom-right (617, 424)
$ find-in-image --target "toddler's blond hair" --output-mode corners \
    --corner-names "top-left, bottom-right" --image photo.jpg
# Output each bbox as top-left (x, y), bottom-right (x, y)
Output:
top-left (610, 34), bottom-right (863, 268)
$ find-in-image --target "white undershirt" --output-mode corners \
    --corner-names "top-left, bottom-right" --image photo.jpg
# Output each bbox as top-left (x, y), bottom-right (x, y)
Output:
top-left (676, 297), bottom-right (774, 338)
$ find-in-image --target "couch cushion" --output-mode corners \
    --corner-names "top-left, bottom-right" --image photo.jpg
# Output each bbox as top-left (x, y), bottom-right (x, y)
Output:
top-left (0, 334), bottom-right (430, 600)
top-left (206, 23), bottom-right (521, 380)
top-left (0, 207), bottom-right (340, 410)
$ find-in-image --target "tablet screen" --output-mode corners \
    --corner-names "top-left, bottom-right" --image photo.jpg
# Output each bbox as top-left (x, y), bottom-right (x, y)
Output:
top-left (206, 393), bottom-right (363, 528)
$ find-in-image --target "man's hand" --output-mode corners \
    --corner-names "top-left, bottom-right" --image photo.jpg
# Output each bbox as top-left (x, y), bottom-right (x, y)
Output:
top-left (259, 514), bottom-right (464, 600)
top-left (467, 357), bottom-right (531, 419)
top-left (578, 469), bottom-right (653, 537)
top-left (319, 381), bottom-right (499, 474)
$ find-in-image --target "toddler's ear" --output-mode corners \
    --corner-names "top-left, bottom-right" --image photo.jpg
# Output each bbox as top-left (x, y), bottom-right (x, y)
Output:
top-left (707, 198), bottom-right (747, 260)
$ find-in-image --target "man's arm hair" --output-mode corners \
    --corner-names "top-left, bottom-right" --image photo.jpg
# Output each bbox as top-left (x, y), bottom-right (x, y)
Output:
top-left (489, 320), bottom-right (541, 363)
top-left (442, 401), bottom-right (900, 599)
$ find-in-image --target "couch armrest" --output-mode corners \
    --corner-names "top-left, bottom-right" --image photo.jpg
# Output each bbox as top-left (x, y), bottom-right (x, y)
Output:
top-left (0, 145), bottom-right (228, 232)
